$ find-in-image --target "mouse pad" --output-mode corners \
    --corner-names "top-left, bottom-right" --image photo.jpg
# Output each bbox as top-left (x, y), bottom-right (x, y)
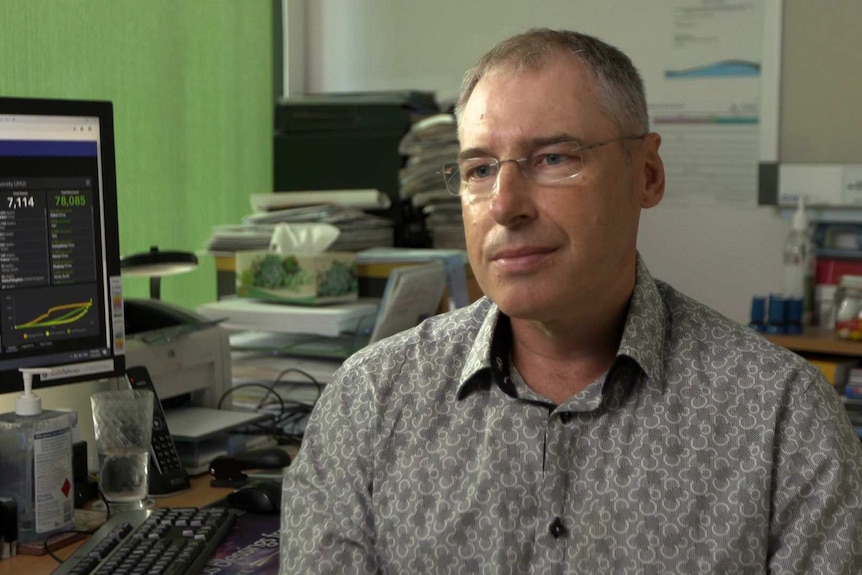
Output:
top-left (203, 511), bottom-right (280, 574)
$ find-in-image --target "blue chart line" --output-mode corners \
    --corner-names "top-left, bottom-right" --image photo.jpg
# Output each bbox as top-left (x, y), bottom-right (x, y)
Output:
top-left (665, 60), bottom-right (761, 79)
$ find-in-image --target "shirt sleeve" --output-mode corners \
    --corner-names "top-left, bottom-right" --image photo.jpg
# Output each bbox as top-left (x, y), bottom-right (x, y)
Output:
top-left (768, 368), bottom-right (862, 574)
top-left (280, 362), bottom-right (381, 575)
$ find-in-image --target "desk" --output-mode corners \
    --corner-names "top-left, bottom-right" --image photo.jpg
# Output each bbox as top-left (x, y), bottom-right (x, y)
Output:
top-left (0, 475), bottom-right (234, 575)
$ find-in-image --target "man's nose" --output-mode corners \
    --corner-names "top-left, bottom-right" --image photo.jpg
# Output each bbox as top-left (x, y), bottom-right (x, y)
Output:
top-left (489, 159), bottom-right (536, 226)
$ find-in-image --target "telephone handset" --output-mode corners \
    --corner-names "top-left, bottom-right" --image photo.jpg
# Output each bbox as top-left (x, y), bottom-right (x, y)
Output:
top-left (125, 365), bottom-right (191, 496)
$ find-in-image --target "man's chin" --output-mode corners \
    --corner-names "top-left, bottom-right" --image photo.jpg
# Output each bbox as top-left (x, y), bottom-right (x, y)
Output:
top-left (492, 294), bottom-right (556, 323)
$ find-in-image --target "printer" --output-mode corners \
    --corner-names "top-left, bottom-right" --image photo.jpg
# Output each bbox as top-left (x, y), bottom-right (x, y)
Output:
top-left (122, 298), bottom-right (232, 409)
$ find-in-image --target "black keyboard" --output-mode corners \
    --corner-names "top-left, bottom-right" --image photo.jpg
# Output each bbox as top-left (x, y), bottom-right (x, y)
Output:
top-left (52, 507), bottom-right (239, 575)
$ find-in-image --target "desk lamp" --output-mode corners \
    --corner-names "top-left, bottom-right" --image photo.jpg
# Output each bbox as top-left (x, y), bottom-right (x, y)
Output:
top-left (120, 246), bottom-right (199, 300)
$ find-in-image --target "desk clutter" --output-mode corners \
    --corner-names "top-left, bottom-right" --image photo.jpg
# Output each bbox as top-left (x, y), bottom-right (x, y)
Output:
top-left (196, 248), bottom-right (471, 438)
top-left (210, 90), bottom-right (469, 254)
top-left (0, 242), bottom-right (480, 571)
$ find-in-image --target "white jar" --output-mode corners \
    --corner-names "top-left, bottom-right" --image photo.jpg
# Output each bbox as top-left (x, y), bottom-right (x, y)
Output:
top-left (833, 275), bottom-right (862, 340)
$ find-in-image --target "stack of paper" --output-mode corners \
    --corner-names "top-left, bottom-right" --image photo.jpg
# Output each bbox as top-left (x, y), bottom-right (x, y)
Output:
top-left (205, 204), bottom-right (394, 254)
top-left (397, 114), bottom-right (465, 249)
top-left (196, 298), bottom-right (380, 337)
top-left (251, 189), bottom-right (391, 211)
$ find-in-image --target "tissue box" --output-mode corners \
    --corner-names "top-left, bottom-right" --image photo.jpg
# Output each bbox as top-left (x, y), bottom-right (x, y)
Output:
top-left (235, 250), bottom-right (358, 305)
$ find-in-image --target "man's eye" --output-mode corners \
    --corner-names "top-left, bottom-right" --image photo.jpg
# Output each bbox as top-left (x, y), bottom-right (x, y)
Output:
top-left (536, 152), bottom-right (581, 169)
top-left (542, 153), bottom-right (565, 166)
top-left (465, 163), bottom-right (496, 180)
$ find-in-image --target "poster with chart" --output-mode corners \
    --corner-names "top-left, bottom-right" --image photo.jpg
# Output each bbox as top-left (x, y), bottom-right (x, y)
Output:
top-left (648, 0), bottom-right (763, 207)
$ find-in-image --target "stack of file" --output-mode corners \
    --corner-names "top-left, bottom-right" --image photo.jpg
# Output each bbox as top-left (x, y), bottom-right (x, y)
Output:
top-left (397, 114), bottom-right (465, 250)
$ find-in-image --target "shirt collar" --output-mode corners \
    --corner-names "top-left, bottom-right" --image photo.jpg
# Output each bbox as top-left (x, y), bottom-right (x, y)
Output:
top-left (618, 253), bottom-right (667, 389)
top-left (456, 253), bottom-right (667, 398)
top-left (457, 300), bottom-right (501, 398)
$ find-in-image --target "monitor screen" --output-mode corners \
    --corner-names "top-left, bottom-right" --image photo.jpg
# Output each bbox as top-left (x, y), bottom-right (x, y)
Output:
top-left (0, 97), bottom-right (125, 394)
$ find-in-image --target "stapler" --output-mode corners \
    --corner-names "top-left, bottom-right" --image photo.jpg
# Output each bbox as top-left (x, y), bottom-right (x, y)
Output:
top-left (209, 447), bottom-right (292, 488)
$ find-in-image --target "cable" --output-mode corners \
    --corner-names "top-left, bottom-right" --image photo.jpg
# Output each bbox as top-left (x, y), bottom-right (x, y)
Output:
top-left (273, 366), bottom-right (322, 386)
top-left (217, 382), bottom-right (286, 413)
top-left (272, 367), bottom-right (324, 404)
top-left (216, 366), bottom-right (325, 444)
top-left (43, 528), bottom-right (97, 564)
top-left (98, 487), bottom-right (112, 521)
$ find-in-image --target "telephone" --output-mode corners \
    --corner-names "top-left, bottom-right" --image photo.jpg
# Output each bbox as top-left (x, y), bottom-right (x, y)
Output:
top-left (125, 365), bottom-right (191, 496)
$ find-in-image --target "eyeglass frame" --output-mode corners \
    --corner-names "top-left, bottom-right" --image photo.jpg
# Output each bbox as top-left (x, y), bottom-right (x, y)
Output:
top-left (440, 133), bottom-right (648, 197)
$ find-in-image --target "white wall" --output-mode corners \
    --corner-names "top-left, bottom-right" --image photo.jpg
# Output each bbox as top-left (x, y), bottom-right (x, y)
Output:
top-left (296, 0), bottom-right (791, 323)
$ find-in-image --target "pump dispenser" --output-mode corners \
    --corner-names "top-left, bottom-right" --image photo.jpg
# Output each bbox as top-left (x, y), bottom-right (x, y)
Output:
top-left (782, 196), bottom-right (816, 324)
top-left (0, 368), bottom-right (75, 542)
top-left (15, 368), bottom-right (51, 416)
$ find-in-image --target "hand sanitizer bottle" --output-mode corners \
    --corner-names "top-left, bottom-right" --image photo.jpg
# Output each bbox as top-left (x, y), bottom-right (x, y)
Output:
top-left (782, 196), bottom-right (815, 325)
top-left (0, 369), bottom-right (75, 543)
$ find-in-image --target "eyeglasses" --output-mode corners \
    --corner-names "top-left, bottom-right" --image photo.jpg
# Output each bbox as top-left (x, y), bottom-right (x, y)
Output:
top-left (441, 134), bottom-right (648, 197)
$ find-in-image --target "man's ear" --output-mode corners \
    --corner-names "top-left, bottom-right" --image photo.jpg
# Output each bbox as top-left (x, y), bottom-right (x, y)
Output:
top-left (640, 132), bottom-right (665, 209)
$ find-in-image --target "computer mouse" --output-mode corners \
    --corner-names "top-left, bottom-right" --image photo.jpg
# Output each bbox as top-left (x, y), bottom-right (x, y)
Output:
top-left (211, 448), bottom-right (292, 488)
top-left (227, 480), bottom-right (283, 514)
top-left (232, 447), bottom-right (292, 469)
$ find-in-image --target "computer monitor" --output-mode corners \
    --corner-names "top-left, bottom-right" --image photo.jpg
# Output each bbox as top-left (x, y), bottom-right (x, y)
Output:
top-left (0, 97), bottom-right (125, 395)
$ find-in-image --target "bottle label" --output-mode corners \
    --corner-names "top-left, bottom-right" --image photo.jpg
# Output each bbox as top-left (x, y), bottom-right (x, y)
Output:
top-left (836, 318), bottom-right (862, 341)
top-left (33, 422), bottom-right (74, 534)
top-left (782, 264), bottom-right (806, 299)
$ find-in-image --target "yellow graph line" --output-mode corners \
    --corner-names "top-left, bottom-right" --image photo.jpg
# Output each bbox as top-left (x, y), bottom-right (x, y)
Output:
top-left (16, 299), bottom-right (93, 329)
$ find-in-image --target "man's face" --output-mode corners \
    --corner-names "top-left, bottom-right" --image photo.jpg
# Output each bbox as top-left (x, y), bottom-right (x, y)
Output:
top-left (458, 57), bottom-right (663, 327)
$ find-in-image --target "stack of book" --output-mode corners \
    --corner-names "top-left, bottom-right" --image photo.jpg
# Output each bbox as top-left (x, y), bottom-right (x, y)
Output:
top-left (397, 114), bottom-right (465, 250)
top-left (844, 366), bottom-right (862, 399)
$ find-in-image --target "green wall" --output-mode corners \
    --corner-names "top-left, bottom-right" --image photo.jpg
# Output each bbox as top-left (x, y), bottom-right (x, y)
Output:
top-left (0, 0), bottom-right (272, 310)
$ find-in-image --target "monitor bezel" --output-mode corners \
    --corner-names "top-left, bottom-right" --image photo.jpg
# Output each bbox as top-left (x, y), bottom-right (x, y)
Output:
top-left (0, 96), bottom-right (125, 394)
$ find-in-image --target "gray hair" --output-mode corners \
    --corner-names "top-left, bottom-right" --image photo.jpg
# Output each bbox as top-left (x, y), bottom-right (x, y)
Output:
top-left (455, 28), bottom-right (649, 134)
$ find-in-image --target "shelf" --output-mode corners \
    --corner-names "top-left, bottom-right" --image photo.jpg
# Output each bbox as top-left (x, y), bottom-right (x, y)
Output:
top-left (778, 205), bottom-right (862, 224)
top-left (764, 328), bottom-right (862, 358)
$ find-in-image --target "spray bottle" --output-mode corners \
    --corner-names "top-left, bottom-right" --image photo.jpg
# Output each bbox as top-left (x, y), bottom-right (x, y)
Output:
top-left (0, 368), bottom-right (75, 543)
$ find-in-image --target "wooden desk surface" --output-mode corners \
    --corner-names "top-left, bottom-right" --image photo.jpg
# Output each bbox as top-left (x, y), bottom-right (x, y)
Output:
top-left (0, 475), bottom-right (234, 575)
top-left (765, 327), bottom-right (862, 357)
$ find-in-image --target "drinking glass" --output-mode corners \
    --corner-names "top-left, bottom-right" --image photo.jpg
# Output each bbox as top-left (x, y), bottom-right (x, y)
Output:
top-left (90, 389), bottom-right (154, 511)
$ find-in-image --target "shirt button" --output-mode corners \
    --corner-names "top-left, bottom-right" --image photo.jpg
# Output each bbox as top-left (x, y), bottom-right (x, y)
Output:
top-left (560, 412), bottom-right (573, 424)
top-left (549, 517), bottom-right (567, 539)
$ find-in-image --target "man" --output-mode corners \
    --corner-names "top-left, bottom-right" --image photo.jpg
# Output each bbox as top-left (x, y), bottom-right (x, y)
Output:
top-left (281, 29), bottom-right (862, 574)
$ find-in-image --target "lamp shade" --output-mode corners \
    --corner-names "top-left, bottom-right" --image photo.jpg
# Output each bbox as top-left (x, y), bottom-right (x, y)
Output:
top-left (120, 246), bottom-right (198, 299)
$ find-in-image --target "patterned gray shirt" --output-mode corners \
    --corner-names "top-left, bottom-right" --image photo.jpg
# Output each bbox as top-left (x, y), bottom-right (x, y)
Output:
top-left (280, 259), bottom-right (862, 574)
